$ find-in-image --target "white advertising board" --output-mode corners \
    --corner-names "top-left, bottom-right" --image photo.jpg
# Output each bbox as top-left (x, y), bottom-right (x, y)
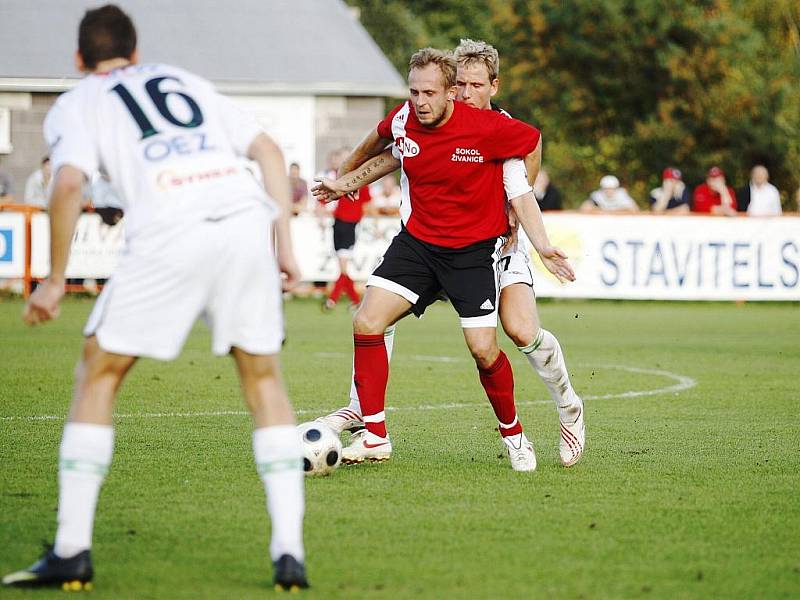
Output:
top-left (0, 212), bottom-right (25, 277)
top-left (31, 213), bottom-right (125, 279)
top-left (292, 215), bottom-right (400, 281)
top-left (23, 213), bottom-right (800, 301)
top-left (522, 214), bottom-right (800, 301)
top-left (293, 214), bottom-right (800, 301)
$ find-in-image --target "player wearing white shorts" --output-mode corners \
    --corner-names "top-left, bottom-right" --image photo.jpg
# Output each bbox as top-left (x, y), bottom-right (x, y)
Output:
top-left (3, 5), bottom-right (308, 592)
top-left (318, 40), bottom-right (584, 469)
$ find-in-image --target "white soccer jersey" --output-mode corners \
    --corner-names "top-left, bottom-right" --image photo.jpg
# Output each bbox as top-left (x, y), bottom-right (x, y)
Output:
top-left (44, 63), bottom-right (273, 239)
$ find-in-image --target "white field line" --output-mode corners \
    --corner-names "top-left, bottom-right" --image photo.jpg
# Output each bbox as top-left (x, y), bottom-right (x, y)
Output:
top-left (0, 356), bottom-right (696, 422)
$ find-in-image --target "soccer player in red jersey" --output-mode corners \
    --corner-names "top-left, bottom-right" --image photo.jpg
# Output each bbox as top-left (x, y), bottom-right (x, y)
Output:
top-left (318, 161), bottom-right (371, 310)
top-left (315, 48), bottom-right (575, 470)
top-left (317, 42), bottom-right (584, 469)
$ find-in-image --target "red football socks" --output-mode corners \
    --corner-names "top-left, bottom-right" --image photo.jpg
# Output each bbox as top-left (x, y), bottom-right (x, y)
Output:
top-left (478, 351), bottom-right (523, 437)
top-left (353, 333), bottom-right (389, 438)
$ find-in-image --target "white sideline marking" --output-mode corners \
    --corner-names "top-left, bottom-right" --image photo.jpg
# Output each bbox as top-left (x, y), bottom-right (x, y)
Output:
top-left (0, 358), bottom-right (696, 422)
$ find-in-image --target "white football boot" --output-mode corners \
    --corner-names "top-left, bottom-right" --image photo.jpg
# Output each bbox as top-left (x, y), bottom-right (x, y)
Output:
top-left (559, 398), bottom-right (585, 467)
top-left (317, 407), bottom-right (364, 435)
top-left (341, 428), bottom-right (392, 464)
top-left (502, 432), bottom-right (537, 472)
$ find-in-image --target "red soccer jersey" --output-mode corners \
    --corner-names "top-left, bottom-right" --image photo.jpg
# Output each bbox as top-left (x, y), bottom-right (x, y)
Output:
top-left (334, 185), bottom-right (371, 223)
top-left (692, 183), bottom-right (736, 213)
top-left (376, 101), bottom-right (540, 248)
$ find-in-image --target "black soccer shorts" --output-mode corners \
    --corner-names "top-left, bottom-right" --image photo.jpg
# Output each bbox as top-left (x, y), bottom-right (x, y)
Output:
top-left (333, 219), bottom-right (357, 254)
top-left (367, 228), bottom-right (504, 328)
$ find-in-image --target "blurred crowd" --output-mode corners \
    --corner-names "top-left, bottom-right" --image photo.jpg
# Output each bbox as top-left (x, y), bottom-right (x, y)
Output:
top-left (579, 165), bottom-right (791, 216)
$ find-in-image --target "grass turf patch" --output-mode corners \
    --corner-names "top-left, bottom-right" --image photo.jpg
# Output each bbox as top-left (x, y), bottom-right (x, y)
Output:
top-left (1, 297), bottom-right (798, 598)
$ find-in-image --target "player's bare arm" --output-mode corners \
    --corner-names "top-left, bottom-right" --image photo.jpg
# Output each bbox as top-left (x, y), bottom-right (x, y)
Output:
top-left (22, 165), bottom-right (85, 325)
top-left (509, 189), bottom-right (575, 283)
top-left (507, 136), bottom-right (543, 232)
top-left (524, 137), bottom-right (542, 187)
top-left (248, 133), bottom-right (301, 290)
top-left (339, 128), bottom-right (394, 177)
top-left (313, 149), bottom-right (398, 202)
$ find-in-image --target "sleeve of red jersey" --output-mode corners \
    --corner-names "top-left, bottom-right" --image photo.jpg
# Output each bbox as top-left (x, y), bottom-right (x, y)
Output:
top-left (481, 112), bottom-right (541, 161)
top-left (376, 103), bottom-right (405, 139)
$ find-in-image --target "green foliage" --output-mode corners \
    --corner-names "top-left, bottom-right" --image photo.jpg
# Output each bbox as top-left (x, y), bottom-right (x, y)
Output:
top-left (347, 0), bottom-right (800, 208)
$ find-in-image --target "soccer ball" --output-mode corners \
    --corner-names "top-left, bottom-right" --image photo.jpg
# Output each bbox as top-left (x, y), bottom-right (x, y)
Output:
top-left (297, 421), bottom-right (342, 477)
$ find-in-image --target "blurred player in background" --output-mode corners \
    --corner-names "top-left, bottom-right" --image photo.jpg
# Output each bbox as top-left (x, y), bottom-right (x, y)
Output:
top-left (317, 148), bottom-right (371, 310)
top-left (318, 40), bottom-right (584, 470)
top-left (3, 5), bottom-right (309, 592)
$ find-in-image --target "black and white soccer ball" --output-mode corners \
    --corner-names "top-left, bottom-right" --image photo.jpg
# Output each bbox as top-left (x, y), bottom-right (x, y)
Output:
top-left (297, 421), bottom-right (342, 477)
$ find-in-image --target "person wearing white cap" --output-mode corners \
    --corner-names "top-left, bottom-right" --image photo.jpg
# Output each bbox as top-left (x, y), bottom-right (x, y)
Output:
top-left (581, 174), bottom-right (639, 212)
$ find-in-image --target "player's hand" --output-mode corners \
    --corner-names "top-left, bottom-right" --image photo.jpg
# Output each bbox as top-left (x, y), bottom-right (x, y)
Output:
top-left (278, 253), bottom-right (302, 292)
top-left (22, 278), bottom-right (65, 325)
top-left (537, 246), bottom-right (576, 283)
top-left (311, 177), bottom-right (345, 203)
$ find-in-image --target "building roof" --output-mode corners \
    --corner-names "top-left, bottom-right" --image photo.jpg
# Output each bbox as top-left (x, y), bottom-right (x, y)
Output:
top-left (0, 0), bottom-right (406, 96)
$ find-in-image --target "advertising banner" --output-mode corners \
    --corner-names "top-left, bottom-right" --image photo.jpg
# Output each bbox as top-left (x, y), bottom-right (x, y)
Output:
top-left (523, 214), bottom-right (800, 301)
top-left (0, 212), bottom-right (25, 277)
top-left (23, 213), bottom-right (799, 301)
top-left (31, 213), bottom-right (125, 279)
top-left (293, 214), bottom-right (800, 301)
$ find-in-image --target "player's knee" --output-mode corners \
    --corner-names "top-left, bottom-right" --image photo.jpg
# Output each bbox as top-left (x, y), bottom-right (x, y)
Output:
top-left (506, 325), bottom-right (535, 348)
top-left (468, 341), bottom-right (500, 369)
top-left (352, 309), bottom-right (385, 335)
top-left (78, 337), bottom-right (131, 383)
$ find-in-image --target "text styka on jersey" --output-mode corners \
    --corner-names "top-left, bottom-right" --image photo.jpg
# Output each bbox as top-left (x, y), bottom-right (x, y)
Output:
top-left (143, 132), bottom-right (216, 162)
top-left (451, 147), bottom-right (484, 163)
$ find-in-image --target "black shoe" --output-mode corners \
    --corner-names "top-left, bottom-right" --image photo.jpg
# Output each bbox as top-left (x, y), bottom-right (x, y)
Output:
top-left (273, 554), bottom-right (309, 592)
top-left (2, 547), bottom-right (93, 590)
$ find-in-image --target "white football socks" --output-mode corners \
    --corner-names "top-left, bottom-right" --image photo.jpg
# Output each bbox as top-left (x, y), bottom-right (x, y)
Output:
top-left (347, 325), bottom-right (396, 414)
top-left (519, 329), bottom-right (581, 423)
top-left (54, 423), bottom-right (114, 559)
top-left (253, 426), bottom-right (305, 561)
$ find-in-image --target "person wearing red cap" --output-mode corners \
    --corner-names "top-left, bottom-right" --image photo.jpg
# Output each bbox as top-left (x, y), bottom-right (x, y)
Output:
top-left (650, 167), bottom-right (690, 213)
top-left (693, 166), bottom-right (737, 215)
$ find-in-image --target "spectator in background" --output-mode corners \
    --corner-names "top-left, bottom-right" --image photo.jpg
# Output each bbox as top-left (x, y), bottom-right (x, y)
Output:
top-left (581, 175), bottom-right (639, 212)
top-left (0, 157), bottom-right (14, 203)
top-left (795, 188), bottom-right (800, 213)
top-left (289, 162), bottom-right (308, 215)
top-left (737, 165), bottom-right (782, 216)
top-left (366, 175), bottom-right (401, 216)
top-left (88, 173), bottom-right (124, 226)
top-left (24, 156), bottom-right (52, 209)
top-left (650, 167), bottom-right (690, 213)
top-left (533, 167), bottom-right (562, 211)
top-left (693, 166), bottom-right (737, 215)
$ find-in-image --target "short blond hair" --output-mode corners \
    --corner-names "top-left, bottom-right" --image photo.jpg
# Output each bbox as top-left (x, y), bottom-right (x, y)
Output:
top-left (453, 38), bottom-right (500, 81)
top-left (408, 47), bottom-right (456, 89)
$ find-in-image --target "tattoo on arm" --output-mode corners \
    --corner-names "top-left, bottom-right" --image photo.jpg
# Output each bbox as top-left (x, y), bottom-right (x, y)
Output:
top-left (342, 155), bottom-right (388, 191)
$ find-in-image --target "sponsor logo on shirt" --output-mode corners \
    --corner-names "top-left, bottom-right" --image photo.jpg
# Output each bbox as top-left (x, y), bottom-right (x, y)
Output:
top-left (395, 136), bottom-right (420, 158)
top-left (156, 165), bottom-right (238, 190)
top-left (451, 147), bottom-right (484, 163)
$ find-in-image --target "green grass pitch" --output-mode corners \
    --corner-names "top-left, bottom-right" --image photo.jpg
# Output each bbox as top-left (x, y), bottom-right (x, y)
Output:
top-left (1, 296), bottom-right (798, 598)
